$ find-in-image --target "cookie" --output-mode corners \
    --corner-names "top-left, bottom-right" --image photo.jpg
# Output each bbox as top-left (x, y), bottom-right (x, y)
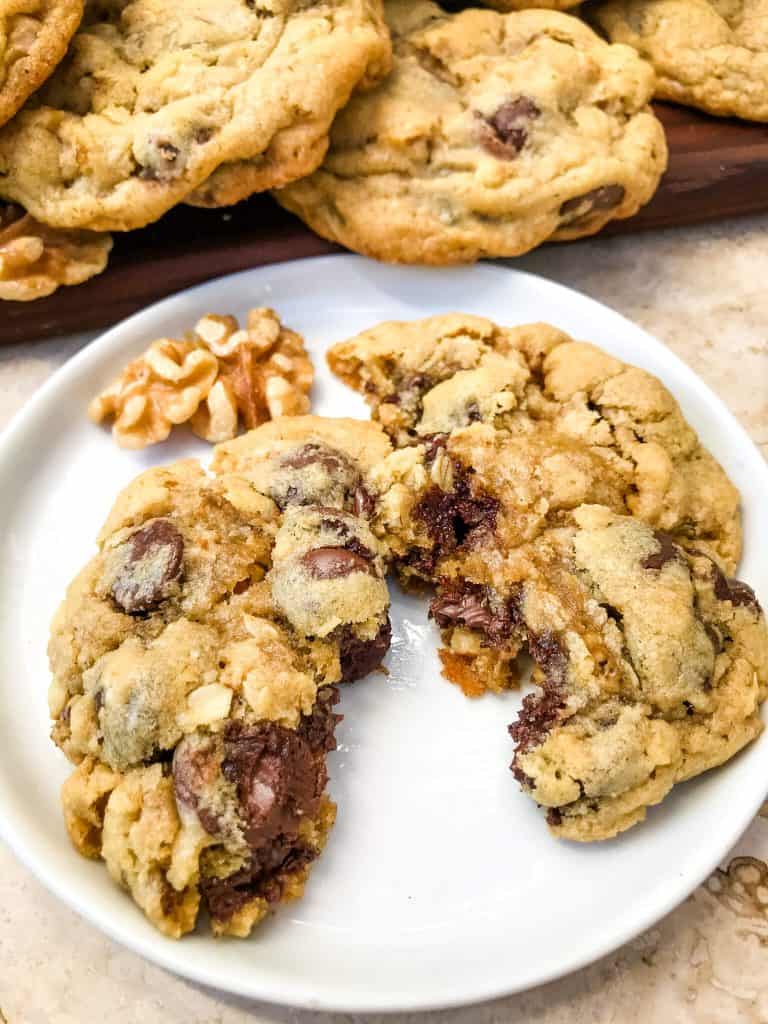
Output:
top-left (0, 0), bottom-right (391, 231)
top-left (507, 506), bottom-right (768, 841)
top-left (275, 0), bottom-right (667, 264)
top-left (331, 315), bottom-right (742, 576)
top-left (50, 460), bottom-right (353, 937)
top-left (588, 0), bottom-right (768, 121)
top-left (0, 0), bottom-right (83, 128)
top-left (186, 4), bottom-right (391, 209)
top-left (0, 202), bottom-right (111, 301)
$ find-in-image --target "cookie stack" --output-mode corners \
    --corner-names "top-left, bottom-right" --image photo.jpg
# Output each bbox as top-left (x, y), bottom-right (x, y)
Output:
top-left (2, 0), bottom-right (760, 296)
top-left (50, 316), bottom-right (768, 936)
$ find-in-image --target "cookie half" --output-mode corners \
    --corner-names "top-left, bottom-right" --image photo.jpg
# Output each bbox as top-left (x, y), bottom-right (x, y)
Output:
top-left (508, 506), bottom-right (768, 841)
top-left (50, 460), bottom-right (351, 937)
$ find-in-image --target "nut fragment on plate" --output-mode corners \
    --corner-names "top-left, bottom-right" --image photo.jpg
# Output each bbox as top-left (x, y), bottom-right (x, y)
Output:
top-left (0, 203), bottom-right (111, 301)
top-left (88, 307), bottom-right (314, 449)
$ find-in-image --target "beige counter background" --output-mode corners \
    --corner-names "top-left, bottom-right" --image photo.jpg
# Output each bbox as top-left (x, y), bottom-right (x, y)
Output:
top-left (1, 216), bottom-right (767, 1024)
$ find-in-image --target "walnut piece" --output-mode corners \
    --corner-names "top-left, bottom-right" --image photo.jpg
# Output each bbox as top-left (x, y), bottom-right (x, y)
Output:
top-left (0, 204), bottom-right (112, 301)
top-left (89, 307), bottom-right (314, 449)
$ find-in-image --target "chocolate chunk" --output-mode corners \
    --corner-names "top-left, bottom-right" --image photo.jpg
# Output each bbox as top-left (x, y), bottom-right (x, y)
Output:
top-left (430, 581), bottom-right (521, 645)
top-left (641, 530), bottom-right (682, 571)
top-left (413, 459), bottom-right (499, 563)
top-left (138, 140), bottom-right (182, 181)
top-left (353, 486), bottom-right (375, 518)
top-left (478, 97), bottom-right (540, 159)
top-left (281, 443), bottom-right (353, 474)
top-left (223, 692), bottom-right (338, 850)
top-left (274, 444), bottom-right (362, 510)
top-left (711, 564), bottom-right (762, 614)
top-left (398, 546), bottom-right (439, 578)
top-left (528, 631), bottom-right (567, 688)
top-left (197, 693), bottom-right (339, 922)
top-left (110, 518), bottom-right (184, 614)
top-left (546, 807), bottom-right (563, 827)
top-left (338, 618), bottom-right (392, 682)
top-left (601, 603), bottom-right (623, 625)
top-left (172, 735), bottom-right (223, 836)
top-left (511, 763), bottom-right (534, 788)
top-left (201, 838), bottom-right (316, 921)
top-left (560, 184), bottom-right (625, 222)
top-left (509, 687), bottom-right (566, 755)
top-left (301, 546), bottom-right (376, 580)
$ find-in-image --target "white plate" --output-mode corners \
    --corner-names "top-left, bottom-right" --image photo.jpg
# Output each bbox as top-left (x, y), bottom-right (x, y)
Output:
top-left (0, 255), bottom-right (766, 1013)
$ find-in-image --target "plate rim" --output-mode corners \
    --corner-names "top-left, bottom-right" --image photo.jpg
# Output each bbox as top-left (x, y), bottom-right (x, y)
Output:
top-left (1, 253), bottom-right (767, 1013)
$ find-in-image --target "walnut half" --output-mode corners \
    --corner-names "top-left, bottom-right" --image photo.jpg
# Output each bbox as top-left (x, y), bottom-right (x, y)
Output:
top-left (0, 204), bottom-right (112, 302)
top-left (89, 307), bottom-right (314, 449)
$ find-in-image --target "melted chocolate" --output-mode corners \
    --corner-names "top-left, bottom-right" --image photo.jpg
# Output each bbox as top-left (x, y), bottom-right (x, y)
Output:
top-left (430, 581), bottom-right (522, 646)
top-left (110, 518), bottom-right (184, 614)
top-left (711, 564), bottom-right (761, 614)
top-left (641, 530), bottom-right (681, 571)
top-left (477, 96), bottom-right (540, 158)
top-left (338, 619), bottom-right (392, 682)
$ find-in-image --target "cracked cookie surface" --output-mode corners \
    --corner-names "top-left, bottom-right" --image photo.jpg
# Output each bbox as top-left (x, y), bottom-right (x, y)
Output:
top-left (330, 314), bottom-right (742, 577)
top-left (588, 0), bottom-right (768, 121)
top-left (275, 0), bottom-right (667, 264)
top-left (507, 506), bottom-right (768, 841)
top-left (0, 0), bottom-right (391, 230)
top-left (0, 0), bottom-right (83, 128)
top-left (50, 459), bottom-right (352, 937)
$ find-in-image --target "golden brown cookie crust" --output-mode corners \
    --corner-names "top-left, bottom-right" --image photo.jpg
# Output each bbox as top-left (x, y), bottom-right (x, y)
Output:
top-left (275, 1), bottom-right (667, 264)
top-left (187, 7), bottom-right (392, 209)
top-left (0, 0), bottom-right (83, 128)
top-left (0, 0), bottom-right (391, 230)
top-left (329, 314), bottom-right (742, 573)
top-left (588, 0), bottom-right (768, 121)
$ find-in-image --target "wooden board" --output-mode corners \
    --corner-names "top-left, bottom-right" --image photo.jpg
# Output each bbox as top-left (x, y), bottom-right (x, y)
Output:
top-left (2, 102), bottom-right (767, 345)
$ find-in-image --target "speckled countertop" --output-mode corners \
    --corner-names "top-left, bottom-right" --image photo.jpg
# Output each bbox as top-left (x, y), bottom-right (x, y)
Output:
top-left (1, 217), bottom-right (767, 1024)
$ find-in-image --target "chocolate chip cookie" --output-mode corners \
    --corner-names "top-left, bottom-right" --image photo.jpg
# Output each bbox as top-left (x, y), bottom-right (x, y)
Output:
top-left (507, 506), bottom-right (768, 841)
top-left (275, 0), bottom-right (667, 264)
top-left (0, 0), bottom-right (83, 128)
top-left (330, 314), bottom-right (742, 577)
top-left (50, 460), bottom-right (350, 937)
top-left (588, 0), bottom-right (768, 121)
top-left (0, 0), bottom-right (391, 231)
